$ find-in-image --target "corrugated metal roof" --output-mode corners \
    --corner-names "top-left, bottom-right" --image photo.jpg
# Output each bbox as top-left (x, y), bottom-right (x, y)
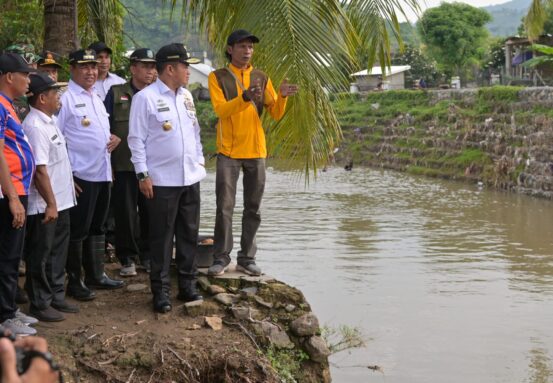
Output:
top-left (352, 65), bottom-right (411, 77)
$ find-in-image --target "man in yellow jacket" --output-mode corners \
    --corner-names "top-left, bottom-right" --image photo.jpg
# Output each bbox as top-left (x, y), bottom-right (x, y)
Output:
top-left (207, 30), bottom-right (298, 276)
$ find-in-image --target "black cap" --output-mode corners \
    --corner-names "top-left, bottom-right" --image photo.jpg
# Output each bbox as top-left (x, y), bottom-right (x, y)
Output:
top-left (155, 43), bottom-right (200, 64)
top-left (88, 41), bottom-right (113, 55)
top-left (37, 51), bottom-right (62, 69)
top-left (130, 48), bottom-right (156, 63)
top-left (227, 29), bottom-right (259, 45)
top-left (27, 72), bottom-right (66, 96)
top-left (0, 53), bottom-right (37, 74)
top-left (68, 49), bottom-right (99, 65)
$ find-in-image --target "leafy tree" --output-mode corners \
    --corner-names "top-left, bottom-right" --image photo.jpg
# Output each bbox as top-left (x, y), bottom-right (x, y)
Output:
top-left (0, 1), bottom-right (43, 50)
top-left (482, 37), bottom-right (506, 73)
top-left (392, 45), bottom-right (442, 87)
top-left (417, 2), bottom-right (491, 80)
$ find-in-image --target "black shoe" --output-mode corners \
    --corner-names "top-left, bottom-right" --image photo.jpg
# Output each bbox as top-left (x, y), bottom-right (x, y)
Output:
top-left (85, 274), bottom-right (124, 290)
top-left (66, 284), bottom-right (96, 301)
top-left (153, 294), bottom-right (172, 313)
top-left (51, 300), bottom-right (79, 313)
top-left (29, 306), bottom-right (65, 322)
top-left (83, 235), bottom-right (124, 290)
top-left (177, 280), bottom-right (203, 303)
top-left (15, 286), bottom-right (28, 304)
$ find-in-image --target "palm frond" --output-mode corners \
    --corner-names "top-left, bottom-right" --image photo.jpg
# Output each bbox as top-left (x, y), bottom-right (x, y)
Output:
top-left (169, 0), bottom-right (417, 176)
top-left (78, 0), bottom-right (124, 48)
top-left (525, 0), bottom-right (548, 40)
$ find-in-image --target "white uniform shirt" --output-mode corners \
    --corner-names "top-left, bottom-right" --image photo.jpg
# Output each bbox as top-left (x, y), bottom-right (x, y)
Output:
top-left (58, 80), bottom-right (112, 182)
top-left (128, 79), bottom-right (206, 187)
top-left (23, 107), bottom-right (76, 215)
top-left (95, 72), bottom-right (126, 101)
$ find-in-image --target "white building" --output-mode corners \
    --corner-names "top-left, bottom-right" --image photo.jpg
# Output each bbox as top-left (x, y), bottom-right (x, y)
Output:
top-left (189, 63), bottom-right (215, 88)
top-left (351, 65), bottom-right (411, 91)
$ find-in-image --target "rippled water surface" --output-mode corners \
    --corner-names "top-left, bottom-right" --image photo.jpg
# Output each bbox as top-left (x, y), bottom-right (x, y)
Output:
top-left (199, 166), bottom-right (553, 383)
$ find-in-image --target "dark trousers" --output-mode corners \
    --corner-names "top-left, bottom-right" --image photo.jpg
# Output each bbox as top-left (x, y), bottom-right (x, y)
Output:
top-left (70, 178), bottom-right (110, 241)
top-left (0, 196), bottom-right (28, 322)
top-left (24, 209), bottom-right (70, 310)
top-left (145, 183), bottom-right (200, 295)
top-left (213, 154), bottom-right (265, 265)
top-left (112, 171), bottom-right (149, 266)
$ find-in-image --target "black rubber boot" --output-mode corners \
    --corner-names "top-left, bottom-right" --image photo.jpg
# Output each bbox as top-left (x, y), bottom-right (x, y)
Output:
top-left (83, 235), bottom-right (124, 290)
top-left (177, 279), bottom-right (203, 303)
top-left (66, 240), bottom-right (96, 301)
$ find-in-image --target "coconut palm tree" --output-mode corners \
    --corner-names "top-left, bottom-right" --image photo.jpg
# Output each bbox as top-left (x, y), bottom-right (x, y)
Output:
top-left (43, 0), bottom-right (124, 56)
top-left (43, 0), bottom-right (420, 173)
top-left (170, 0), bottom-right (420, 174)
top-left (525, 0), bottom-right (551, 39)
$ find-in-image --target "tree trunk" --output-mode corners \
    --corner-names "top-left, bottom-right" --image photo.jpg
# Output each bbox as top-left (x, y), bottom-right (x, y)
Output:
top-left (43, 0), bottom-right (78, 57)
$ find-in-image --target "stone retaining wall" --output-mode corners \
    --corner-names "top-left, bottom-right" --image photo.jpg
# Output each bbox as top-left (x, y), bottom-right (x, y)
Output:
top-left (337, 87), bottom-right (553, 199)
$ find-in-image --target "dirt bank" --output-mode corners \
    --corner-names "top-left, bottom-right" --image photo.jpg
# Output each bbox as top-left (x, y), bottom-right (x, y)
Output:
top-left (26, 263), bottom-right (330, 383)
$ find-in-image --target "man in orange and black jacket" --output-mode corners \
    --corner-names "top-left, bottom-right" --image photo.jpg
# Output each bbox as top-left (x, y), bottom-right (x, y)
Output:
top-left (207, 29), bottom-right (298, 277)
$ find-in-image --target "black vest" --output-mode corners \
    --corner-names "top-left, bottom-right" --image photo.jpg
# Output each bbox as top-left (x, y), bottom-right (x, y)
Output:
top-left (213, 68), bottom-right (268, 116)
top-left (110, 82), bottom-right (134, 172)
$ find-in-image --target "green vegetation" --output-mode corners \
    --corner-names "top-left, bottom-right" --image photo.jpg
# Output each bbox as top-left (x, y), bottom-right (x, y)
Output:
top-left (418, 3), bottom-right (491, 79)
top-left (264, 346), bottom-right (309, 383)
top-left (332, 87), bottom-right (537, 184)
top-left (195, 101), bottom-right (217, 156)
top-left (321, 325), bottom-right (366, 354)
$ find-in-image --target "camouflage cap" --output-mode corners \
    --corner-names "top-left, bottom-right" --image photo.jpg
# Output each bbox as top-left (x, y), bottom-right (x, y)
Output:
top-left (4, 43), bottom-right (40, 64)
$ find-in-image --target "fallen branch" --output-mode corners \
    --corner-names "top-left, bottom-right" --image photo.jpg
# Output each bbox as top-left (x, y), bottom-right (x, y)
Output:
top-left (167, 346), bottom-right (200, 378)
top-left (222, 319), bottom-right (261, 351)
top-left (77, 359), bottom-right (126, 383)
top-left (125, 368), bottom-right (136, 383)
top-left (97, 354), bottom-right (120, 366)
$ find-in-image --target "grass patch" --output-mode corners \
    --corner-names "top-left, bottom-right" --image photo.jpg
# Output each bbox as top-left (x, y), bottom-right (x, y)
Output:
top-left (264, 346), bottom-right (309, 383)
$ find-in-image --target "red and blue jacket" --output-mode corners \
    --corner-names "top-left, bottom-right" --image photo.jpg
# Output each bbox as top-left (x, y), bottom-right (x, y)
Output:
top-left (0, 93), bottom-right (35, 196)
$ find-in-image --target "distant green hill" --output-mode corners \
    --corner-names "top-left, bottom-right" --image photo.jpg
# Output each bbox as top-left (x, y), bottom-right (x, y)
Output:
top-left (483, 0), bottom-right (532, 37)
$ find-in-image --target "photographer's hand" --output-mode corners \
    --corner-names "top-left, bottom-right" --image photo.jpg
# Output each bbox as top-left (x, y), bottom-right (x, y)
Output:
top-left (0, 337), bottom-right (60, 383)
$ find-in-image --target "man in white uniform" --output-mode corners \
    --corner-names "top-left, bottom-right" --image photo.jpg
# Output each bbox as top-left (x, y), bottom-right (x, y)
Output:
top-left (57, 49), bottom-right (124, 301)
top-left (22, 73), bottom-right (78, 322)
top-left (88, 42), bottom-right (125, 101)
top-left (128, 43), bottom-right (205, 313)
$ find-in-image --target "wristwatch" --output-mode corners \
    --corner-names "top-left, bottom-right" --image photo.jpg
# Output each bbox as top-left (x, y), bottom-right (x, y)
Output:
top-left (136, 171), bottom-right (149, 181)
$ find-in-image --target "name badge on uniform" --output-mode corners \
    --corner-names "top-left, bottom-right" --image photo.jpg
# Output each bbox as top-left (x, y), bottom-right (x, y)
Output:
top-left (157, 107), bottom-right (170, 112)
top-left (75, 103), bottom-right (85, 108)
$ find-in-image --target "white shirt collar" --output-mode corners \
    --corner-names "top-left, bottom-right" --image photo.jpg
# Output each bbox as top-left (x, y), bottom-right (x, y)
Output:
top-left (154, 78), bottom-right (184, 96)
top-left (28, 106), bottom-right (55, 124)
top-left (68, 79), bottom-right (96, 95)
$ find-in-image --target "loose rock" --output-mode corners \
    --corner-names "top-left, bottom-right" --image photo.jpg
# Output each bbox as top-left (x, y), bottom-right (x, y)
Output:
top-left (230, 306), bottom-right (262, 321)
top-left (214, 293), bottom-right (240, 306)
top-left (290, 313), bottom-right (319, 336)
top-left (304, 336), bottom-right (331, 363)
top-left (253, 321), bottom-right (294, 349)
top-left (197, 276), bottom-right (210, 291)
top-left (204, 316), bottom-right (223, 331)
top-left (208, 285), bottom-right (227, 295)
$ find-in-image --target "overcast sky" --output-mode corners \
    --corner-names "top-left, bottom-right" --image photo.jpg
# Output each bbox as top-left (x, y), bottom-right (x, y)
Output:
top-left (403, 0), bottom-right (515, 21)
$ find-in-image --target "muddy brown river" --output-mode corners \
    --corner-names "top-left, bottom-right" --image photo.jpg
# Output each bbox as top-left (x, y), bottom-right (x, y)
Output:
top-left (199, 165), bottom-right (553, 383)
